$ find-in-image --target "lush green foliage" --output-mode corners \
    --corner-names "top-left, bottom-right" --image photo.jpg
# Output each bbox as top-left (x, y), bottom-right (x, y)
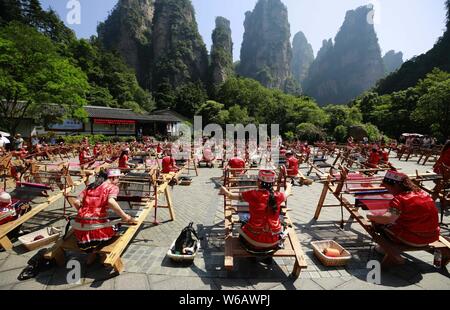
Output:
top-left (214, 77), bottom-right (327, 132)
top-left (296, 123), bottom-right (326, 142)
top-left (0, 0), bottom-right (76, 45)
top-left (69, 38), bottom-right (155, 113)
top-left (352, 69), bottom-right (450, 142)
top-left (0, 22), bottom-right (89, 134)
top-left (0, 0), bottom-right (155, 135)
top-left (174, 82), bottom-right (208, 117)
top-left (61, 134), bottom-right (136, 145)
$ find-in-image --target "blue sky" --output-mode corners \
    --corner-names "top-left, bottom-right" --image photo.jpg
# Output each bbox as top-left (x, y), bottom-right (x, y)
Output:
top-left (39, 0), bottom-right (447, 61)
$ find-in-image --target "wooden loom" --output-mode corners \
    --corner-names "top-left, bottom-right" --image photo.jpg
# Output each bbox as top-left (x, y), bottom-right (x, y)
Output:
top-left (44, 166), bottom-right (160, 273)
top-left (222, 167), bottom-right (307, 278)
top-left (313, 167), bottom-right (450, 268)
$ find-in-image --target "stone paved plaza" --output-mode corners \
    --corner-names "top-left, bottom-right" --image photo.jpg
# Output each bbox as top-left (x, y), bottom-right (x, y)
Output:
top-left (0, 154), bottom-right (449, 290)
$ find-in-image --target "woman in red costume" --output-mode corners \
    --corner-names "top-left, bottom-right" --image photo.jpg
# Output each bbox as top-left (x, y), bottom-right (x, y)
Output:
top-left (70, 169), bottom-right (138, 253)
top-left (285, 151), bottom-right (299, 177)
top-left (118, 148), bottom-right (136, 170)
top-left (368, 171), bottom-right (440, 258)
top-left (161, 151), bottom-right (179, 174)
top-left (78, 146), bottom-right (93, 168)
top-left (220, 170), bottom-right (292, 253)
top-left (93, 143), bottom-right (101, 157)
top-left (366, 147), bottom-right (381, 168)
top-left (227, 152), bottom-right (246, 176)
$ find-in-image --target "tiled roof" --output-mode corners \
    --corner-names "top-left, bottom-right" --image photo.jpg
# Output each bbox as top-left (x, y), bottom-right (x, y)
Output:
top-left (84, 106), bottom-right (186, 123)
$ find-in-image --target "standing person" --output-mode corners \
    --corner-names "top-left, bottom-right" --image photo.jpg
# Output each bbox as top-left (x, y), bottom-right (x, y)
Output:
top-left (422, 136), bottom-right (431, 149)
top-left (69, 169), bottom-right (138, 256)
top-left (368, 171), bottom-right (440, 252)
top-left (405, 136), bottom-right (413, 148)
top-left (219, 170), bottom-right (292, 254)
top-left (13, 134), bottom-right (24, 151)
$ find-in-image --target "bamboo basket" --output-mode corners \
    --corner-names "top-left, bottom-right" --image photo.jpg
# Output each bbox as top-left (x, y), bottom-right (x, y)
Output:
top-left (311, 240), bottom-right (352, 267)
top-left (18, 227), bottom-right (61, 251)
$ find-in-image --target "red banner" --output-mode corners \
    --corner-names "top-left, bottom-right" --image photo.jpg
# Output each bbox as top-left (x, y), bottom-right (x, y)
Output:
top-left (94, 119), bottom-right (136, 125)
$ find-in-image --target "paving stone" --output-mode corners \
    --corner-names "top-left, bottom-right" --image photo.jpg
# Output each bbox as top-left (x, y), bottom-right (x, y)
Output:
top-left (335, 278), bottom-right (393, 290)
top-left (291, 278), bottom-right (324, 290)
top-left (0, 268), bottom-right (24, 287)
top-left (414, 272), bottom-right (450, 290)
top-left (318, 271), bottom-right (332, 278)
top-left (0, 251), bottom-right (10, 260)
top-left (328, 270), bottom-right (342, 278)
top-left (115, 273), bottom-right (150, 290)
top-left (149, 274), bottom-right (217, 290)
top-left (247, 279), bottom-right (287, 290)
top-left (312, 277), bottom-right (349, 290)
top-left (71, 278), bottom-right (116, 290)
top-left (308, 271), bottom-right (321, 279)
top-left (0, 254), bottom-right (30, 271)
top-left (0, 283), bottom-right (15, 290)
top-left (12, 275), bottom-right (51, 290)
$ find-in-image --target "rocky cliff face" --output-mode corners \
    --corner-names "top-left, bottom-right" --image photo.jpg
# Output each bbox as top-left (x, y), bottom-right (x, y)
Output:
top-left (383, 50), bottom-right (403, 75)
top-left (291, 31), bottom-right (314, 85)
top-left (304, 5), bottom-right (385, 105)
top-left (237, 0), bottom-right (294, 91)
top-left (97, 0), bottom-right (154, 88)
top-left (151, 0), bottom-right (209, 91)
top-left (376, 0), bottom-right (450, 94)
top-left (210, 17), bottom-right (233, 86)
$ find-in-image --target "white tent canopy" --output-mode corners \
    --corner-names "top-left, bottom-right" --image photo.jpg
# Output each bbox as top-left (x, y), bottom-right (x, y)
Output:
top-left (0, 131), bottom-right (10, 137)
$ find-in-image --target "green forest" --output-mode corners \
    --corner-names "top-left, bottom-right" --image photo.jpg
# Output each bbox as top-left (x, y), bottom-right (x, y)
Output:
top-left (0, 0), bottom-right (449, 143)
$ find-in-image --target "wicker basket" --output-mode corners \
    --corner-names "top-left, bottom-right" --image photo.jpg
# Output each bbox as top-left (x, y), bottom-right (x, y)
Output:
top-left (18, 227), bottom-right (61, 251)
top-left (167, 240), bottom-right (200, 262)
top-left (311, 240), bottom-right (352, 267)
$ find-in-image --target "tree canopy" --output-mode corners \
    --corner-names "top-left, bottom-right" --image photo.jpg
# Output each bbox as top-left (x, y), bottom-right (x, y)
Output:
top-left (0, 22), bottom-right (89, 134)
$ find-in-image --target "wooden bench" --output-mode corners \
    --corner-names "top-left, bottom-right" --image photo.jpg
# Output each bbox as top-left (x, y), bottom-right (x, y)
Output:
top-left (375, 235), bottom-right (450, 267)
top-left (314, 168), bottom-right (450, 268)
top-left (222, 167), bottom-right (307, 278)
top-left (224, 209), bottom-right (307, 277)
top-left (44, 198), bottom-right (155, 273)
top-left (44, 167), bottom-right (160, 273)
top-left (0, 164), bottom-right (82, 251)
